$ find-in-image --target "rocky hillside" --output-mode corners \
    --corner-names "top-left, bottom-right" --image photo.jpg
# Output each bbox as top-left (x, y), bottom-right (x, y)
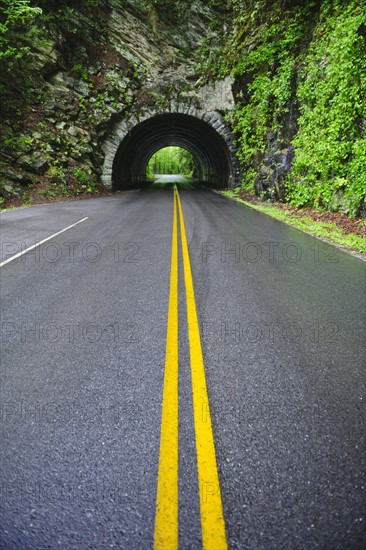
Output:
top-left (199, 0), bottom-right (365, 217)
top-left (0, 0), bottom-right (365, 217)
top-left (0, 0), bottom-right (213, 205)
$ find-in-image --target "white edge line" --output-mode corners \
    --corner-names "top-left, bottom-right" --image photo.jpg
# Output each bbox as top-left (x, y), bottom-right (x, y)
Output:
top-left (0, 217), bottom-right (89, 268)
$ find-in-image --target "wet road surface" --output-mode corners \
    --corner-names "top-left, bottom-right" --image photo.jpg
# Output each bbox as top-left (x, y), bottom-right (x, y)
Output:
top-left (1, 182), bottom-right (365, 549)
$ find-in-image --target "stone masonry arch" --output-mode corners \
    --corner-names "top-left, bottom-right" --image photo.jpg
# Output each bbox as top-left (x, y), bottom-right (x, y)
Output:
top-left (101, 80), bottom-right (241, 190)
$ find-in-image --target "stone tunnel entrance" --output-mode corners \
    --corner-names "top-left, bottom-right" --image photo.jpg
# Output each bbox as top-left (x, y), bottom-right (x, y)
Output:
top-left (101, 108), bottom-right (240, 190)
top-left (112, 113), bottom-right (234, 189)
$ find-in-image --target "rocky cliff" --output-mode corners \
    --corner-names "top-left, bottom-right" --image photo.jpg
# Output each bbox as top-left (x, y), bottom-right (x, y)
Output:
top-left (1, 0), bottom-right (365, 216)
top-left (0, 0), bottom-right (228, 205)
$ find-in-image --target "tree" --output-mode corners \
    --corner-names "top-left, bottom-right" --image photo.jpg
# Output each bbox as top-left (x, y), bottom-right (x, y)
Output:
top-left (146, 147), bottom-right (199, 178)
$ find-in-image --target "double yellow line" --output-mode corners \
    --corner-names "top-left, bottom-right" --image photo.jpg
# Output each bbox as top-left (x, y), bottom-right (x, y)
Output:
top-left (154, 187), bottom-right (227, 550)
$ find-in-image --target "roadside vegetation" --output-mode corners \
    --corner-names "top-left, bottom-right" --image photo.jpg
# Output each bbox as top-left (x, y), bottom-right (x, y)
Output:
top-left (202, 0), bottom-right (366, 218)
top-left (0, 163), bottom-right (107, 211)
top-left (223, 189), bottom-right (366, 257)
top-left (146, 147), bottom-right (199, 179)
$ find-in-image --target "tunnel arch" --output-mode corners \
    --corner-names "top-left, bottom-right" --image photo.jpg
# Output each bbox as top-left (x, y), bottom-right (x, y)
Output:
top-left (101, 107), bottom-right (240, 190)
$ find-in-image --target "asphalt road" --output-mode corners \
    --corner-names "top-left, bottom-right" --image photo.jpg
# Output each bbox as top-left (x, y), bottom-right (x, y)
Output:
top-left (1, 183), bottom-right (365, 549)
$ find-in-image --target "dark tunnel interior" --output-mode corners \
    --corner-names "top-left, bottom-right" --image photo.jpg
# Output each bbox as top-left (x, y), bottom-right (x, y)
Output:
top-left (112, 113), bottom-right (233, 189)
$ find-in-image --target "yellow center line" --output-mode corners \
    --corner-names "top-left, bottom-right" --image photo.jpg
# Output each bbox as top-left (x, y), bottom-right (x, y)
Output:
top-left (154, 187), bottom-right (227, 550)
top-left (176, 189), bottom-right (228, 550)
top-left (154, 188), bottom-right (179, 550)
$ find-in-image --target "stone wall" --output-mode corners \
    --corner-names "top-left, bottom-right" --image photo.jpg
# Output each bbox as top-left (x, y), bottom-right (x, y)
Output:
top-left (102, 80), bottom-right (238, 188)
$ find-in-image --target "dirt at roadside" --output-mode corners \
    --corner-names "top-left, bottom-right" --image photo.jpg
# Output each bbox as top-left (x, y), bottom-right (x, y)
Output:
top-left (239, 190), bottom-right (366, 239)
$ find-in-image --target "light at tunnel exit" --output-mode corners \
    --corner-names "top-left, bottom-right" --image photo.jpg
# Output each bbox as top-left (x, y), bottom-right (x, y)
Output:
top-left (146, 146), bottom-right (199, 180)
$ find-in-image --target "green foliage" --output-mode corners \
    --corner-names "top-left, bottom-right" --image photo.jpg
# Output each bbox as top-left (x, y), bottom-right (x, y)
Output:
top-left (49, 164), bottom-right (66, 181)
top-left (224, 190), bottom-right (366, 254)
top-left (287, 1), bottom-right (366, 215)
top-left (3, 134), bottom-right (35, 150)
top-left (0, 0), bottom-right (44, 108)
top-left (73, 167), bottom-right (90, 185)
top-left (198, 0), bottom-right (310, 166)
top-left (146, 147), bottom-right (199, 178)
top-left (199, 0), bottom-right (366, 216)
top-left (72, 63), bottom-right (89, 82)
top-left (73, 167), bottom-right (99, 193)
top-left (42, 165), bottom-right (99, 198)
top-left (79, 96), bottom-right (87, 113)
top-left (0, 0), bottom-right (42, 67)
top-left (228, 2), bottom-right (307, 167)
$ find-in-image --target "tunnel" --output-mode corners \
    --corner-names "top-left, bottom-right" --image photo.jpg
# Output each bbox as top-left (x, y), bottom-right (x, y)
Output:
top-left (111, 113), bottom-right (234, 190)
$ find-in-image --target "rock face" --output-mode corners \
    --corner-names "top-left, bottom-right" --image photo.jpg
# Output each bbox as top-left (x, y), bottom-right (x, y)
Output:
top-left (0, 0), bottom-right (238, 201)
top-left (253, 101), bottom-right (299, 202)
top-left (255, 146), bottom-right (294, 202)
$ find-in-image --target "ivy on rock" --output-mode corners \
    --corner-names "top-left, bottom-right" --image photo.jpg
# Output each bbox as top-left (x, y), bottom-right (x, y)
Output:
top-left (199, 0), bottom-right (366, 216)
